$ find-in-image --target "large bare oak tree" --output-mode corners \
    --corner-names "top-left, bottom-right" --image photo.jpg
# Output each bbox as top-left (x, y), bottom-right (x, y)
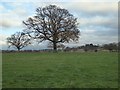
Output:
top-left (7, 32), bottom-right (31, 51)
top-left (23, 5), bottom-right (80, 51)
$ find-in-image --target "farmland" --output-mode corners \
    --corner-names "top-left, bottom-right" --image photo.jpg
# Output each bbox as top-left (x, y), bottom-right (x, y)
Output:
top-left (2, 51), bottom-right (118, 88)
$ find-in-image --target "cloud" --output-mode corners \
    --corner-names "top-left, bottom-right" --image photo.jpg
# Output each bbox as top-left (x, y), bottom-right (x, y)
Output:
top-left (65, 2), bottom-right (118, 17)
top-left (79, 15), bottom-right (117, 29)
top-left (0, 5), bottom-right (5, 11)
top-left (0, 17), bottom-right (22, 28)
top-left (0, 34), bottom-right (9, 46)
top-left (12, 8), bottom-right (29, 17)
top-left (0, 3), bottom-right (31, 28)
top-left (1, 17), bottom-right (23, 29)
top-left (75, 3), bottom-right (117, 12)
top-left (81, 27), bottom-right (118, 36)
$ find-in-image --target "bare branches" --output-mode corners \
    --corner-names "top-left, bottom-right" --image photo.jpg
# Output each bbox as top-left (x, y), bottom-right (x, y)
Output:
top-left (7, 32), bottom-right (31, 51)
top-left (23, 5), bottom-right (80, 51)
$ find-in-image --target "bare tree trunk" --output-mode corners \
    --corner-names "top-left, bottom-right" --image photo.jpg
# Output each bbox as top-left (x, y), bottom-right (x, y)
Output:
top-left (17, 47), bottom-right (20, 51)
top-left (53, 42), bottom-right (57, 52)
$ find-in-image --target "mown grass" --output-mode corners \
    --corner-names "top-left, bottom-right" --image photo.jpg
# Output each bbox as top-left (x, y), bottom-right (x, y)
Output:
top-left (2, 51), bottom-right (118, 88)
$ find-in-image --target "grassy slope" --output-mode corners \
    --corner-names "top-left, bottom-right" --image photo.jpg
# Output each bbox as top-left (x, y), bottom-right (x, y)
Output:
top-left (2, 52), bottom-right (118, 88)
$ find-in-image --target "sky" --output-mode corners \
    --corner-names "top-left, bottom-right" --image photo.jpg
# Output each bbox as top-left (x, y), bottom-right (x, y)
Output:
top-left (0, 0), bottom-right (119, 50)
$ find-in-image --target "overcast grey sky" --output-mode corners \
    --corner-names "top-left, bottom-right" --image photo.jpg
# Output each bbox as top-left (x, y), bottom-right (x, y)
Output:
top-left (0, 0), bottom-right (118, 50)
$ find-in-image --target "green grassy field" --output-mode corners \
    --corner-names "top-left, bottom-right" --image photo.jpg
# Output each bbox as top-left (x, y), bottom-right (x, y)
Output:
top-left (2, 52), bottom-right (118, 88)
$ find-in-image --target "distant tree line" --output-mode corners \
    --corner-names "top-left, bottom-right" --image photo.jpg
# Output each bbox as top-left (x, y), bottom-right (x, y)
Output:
top-left (102, 43), bottom-right (118, 52)
top-left (2, 42), bottom-right (119, 53)
top-left (64, 43), bottom-right (119, 52)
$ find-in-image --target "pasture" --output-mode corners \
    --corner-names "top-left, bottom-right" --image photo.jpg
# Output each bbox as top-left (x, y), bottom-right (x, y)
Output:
top-left (2, 51), bottom-right (118, 88)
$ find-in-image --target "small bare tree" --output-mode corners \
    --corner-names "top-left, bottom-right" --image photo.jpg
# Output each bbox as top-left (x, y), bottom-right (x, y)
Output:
top-left (23, 5), bottom-right (80, 52)
top-left (7, 32), bottom-right (31, 51)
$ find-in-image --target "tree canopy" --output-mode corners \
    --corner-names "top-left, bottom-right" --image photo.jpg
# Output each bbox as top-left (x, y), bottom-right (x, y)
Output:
top-left (23, 5), bottom-right (80, 51)
top-left (7, 32), bottom-right (31, 51)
